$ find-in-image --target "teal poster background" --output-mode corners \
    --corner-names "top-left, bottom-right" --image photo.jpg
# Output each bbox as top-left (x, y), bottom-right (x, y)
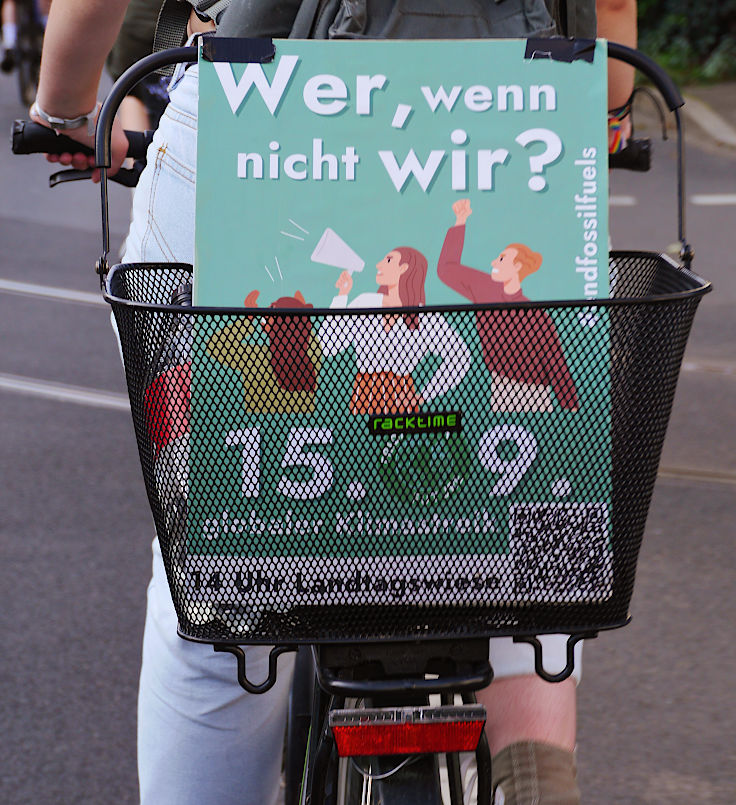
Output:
top-left (195, 39), bottom-right (609, 307)
top-left (185, 39), bottom-right (612, 622)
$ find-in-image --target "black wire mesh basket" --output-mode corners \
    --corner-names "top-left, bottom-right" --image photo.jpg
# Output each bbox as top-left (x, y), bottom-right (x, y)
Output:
top-left (105, 251), bottom-right (709, 645)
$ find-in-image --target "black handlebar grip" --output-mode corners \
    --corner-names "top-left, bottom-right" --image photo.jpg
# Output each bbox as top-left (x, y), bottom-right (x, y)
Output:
top-left (123, 129), bottom-right (154, 160)
top-left (11, 120), bottom-right (153, 160)
top-left (11, 119), bottom-right (95, 156)
top-left (609, 138), bottom-right (652, 172)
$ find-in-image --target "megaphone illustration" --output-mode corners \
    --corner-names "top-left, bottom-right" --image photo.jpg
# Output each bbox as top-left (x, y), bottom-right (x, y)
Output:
top-left (311, 228), bottom-right (365, 274)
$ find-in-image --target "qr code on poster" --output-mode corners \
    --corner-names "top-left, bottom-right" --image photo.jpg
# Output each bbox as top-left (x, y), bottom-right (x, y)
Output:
top-left (509, 503), bottom-right (612, 602)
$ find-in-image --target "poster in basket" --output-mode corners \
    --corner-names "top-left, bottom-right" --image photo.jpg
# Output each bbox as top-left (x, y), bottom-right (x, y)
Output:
top-left (187, 38), bottom-right (611, 630)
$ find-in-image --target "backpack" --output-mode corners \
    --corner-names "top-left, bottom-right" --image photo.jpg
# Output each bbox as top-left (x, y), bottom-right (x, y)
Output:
top-left (154, 0), bottom-right (596, 56)
top-left (544, 0), bottom-right (597, 39)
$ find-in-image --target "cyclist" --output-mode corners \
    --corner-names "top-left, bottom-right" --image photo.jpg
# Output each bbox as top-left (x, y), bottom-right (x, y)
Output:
top-left (1, 0), bottom-right (54, 70)
top-left (1, 0), bottom-right (17, 71)
top-left (30, 1), bottom-right (633, 802)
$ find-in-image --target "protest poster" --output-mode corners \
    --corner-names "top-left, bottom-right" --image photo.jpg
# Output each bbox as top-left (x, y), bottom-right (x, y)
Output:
top-left (183, 38), bottom-right (611, 629)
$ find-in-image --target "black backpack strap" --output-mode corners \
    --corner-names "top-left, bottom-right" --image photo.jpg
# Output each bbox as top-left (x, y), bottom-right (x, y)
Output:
top-left (152, 0), bottom-right (193, 74)
top-left (190, 0), bottom-right (232, 23)
top-left (289, 0), bottom-right (336, 39)
top-left (152, 0), bottom-right (232, 75)
top-left (546, 0), bottom-right (597, 39)
top-left (215, 0), bottom-right (303, 38)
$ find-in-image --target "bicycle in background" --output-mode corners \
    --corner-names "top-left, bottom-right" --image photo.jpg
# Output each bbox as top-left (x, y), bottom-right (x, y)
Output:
top-left (1, 0), bottom-right (49, 106)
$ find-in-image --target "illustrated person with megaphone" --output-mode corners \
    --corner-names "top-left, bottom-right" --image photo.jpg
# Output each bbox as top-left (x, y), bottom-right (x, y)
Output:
top-left (318, 246), bottom-right (471, 416)
top-left (437, 199), bottom-right (579, 413)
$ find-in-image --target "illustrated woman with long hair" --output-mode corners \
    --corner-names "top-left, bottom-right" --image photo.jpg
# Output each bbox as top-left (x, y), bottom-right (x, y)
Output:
top-left (207, 291), bottom-right (322, 414)
top-left (318, 246), bottom-right (470, 415)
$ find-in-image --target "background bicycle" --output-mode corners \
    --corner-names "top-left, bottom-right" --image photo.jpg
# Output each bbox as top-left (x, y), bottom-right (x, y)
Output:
top-left (2, 46), bottom-right (735, 805)
top-left (1, 0), bottom-right (50, 106)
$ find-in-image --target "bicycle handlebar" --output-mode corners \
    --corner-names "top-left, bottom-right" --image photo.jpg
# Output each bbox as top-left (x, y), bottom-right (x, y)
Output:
top-left (11, 119), bottom-right (151, 159)
top-left (10, 40), bottom-right (691, 270)
top-left (10, 119), bottom-right (153, 187)
top-left (92, 42), bottom-right (684, 169)
top-left (606, 42), bottom-right (684, 111)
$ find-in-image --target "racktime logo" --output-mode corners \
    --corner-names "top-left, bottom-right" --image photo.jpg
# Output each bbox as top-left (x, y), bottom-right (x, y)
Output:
top-left (368, 411), bottom-right (462, 436)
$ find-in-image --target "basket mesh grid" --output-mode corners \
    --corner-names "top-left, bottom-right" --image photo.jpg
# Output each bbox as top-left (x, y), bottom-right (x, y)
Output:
top-left (107, 253), bottom-right (708, 644)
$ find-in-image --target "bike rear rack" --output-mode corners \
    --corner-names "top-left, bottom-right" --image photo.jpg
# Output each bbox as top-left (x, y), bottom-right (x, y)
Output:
top-left (315, 638), bottom-right (493, 697)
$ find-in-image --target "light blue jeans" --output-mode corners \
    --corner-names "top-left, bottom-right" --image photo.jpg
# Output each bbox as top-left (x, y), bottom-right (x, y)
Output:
top-left (124, 62), bottom-right (582, 805)
top-left (124, 65), bottom-right (293, 805)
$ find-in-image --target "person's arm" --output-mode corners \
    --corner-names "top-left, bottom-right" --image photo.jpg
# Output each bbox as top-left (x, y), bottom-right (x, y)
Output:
top-left (437, 224), bottom-right (494, 303)
top-left (539, 316), bottom-right (579, 411)
top-left (437, 199), bottom-right (501, 303)
top-left (29, 0), bottom-right (132, 177)
top-left (417, 314), bottom-right (471, 404)
top-left (596, 0), bottom-right (637, 111)
top-left (597, 0), bottom-right (637, 152)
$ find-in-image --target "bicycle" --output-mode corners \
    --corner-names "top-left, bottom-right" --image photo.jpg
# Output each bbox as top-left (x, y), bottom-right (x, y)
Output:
top-left (11, 0), bottom-right (44, 106)
top-left (13, 40), bottom-right (711, 805)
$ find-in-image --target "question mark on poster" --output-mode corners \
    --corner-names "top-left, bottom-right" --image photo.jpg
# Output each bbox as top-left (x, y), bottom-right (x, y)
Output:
top-left (515, 128), bottom-right (563, 191)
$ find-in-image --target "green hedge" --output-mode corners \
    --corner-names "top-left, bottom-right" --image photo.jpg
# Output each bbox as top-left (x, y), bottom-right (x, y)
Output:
top-left (638, 1), bottom-right (736, 81)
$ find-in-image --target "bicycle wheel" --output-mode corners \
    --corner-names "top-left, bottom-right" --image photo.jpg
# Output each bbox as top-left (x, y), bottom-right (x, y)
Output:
top-left (285, 647), bottom-right (315, 805)
top-left (339, 753), bottom-right (444, 805)
top-left (332, 694), bottom-right (489, 804)
top-left (332, 693), bottom-right (445, 805)
top-left (15, 0), bottom-right (42, 107)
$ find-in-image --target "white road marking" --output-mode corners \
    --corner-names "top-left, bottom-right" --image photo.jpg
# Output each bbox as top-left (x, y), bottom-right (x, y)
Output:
top-left (0, 278), bottom-right (105, 306)
top-left (0, 372), bottom-right (129, 410)
top-left (682, 359), bottom-right (736, 377)
top-left (610, 194), bottom-right (736, 208)
top-left (610, 195), bottom-right (637, 206)
top-left (690, 193), bottom-right (736, 206)
top-left (658, 466), bottom-right (736, 486)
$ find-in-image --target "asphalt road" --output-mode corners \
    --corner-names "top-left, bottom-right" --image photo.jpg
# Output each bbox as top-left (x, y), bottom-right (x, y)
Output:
top-left (1, 63), bottom-right (735, 804)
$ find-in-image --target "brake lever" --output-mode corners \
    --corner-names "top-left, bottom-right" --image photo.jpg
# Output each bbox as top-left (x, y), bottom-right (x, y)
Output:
top-left (48, 162), bottom-right (144, 188)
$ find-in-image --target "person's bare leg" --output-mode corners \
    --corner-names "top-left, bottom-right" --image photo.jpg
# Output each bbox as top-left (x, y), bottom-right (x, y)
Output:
top-left (478, 674), bottom-right (576, 756)
top-left (2, 0), bottom-right (16, 27)
top-left (1, 0), bottom-right (17, 72)
top-left (119, 94), bottom-right (149, 131)
top-left (477, 675), bottom-right (580, 803)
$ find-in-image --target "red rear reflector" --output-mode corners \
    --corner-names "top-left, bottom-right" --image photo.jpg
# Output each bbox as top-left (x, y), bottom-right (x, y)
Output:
top-left (330, 705), bottom-right (486, 757)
